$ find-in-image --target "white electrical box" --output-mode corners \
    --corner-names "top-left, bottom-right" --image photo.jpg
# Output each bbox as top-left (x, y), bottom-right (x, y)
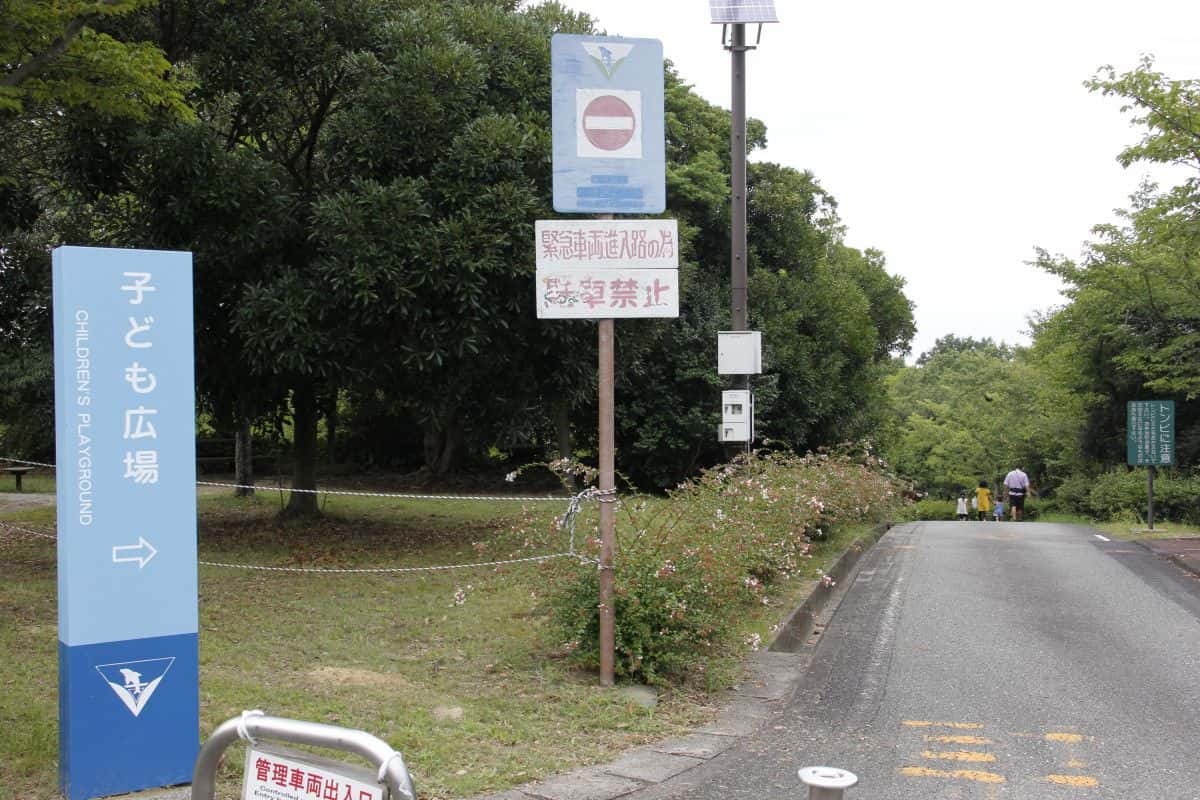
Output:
top-left (717, 331), bottom-right (762, 375)
top-left (719, 390), bottom-right (753, 442)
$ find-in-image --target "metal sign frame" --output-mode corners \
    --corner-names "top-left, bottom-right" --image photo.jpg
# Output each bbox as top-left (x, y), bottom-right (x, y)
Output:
top-left (193, 713), bottom-right (414, 800)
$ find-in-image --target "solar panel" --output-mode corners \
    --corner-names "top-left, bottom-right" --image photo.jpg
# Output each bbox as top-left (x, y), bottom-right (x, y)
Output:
top-left (709, 0), bottom-right (779, 24)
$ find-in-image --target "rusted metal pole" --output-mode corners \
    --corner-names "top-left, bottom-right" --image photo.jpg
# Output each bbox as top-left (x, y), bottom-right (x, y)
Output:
top-left (598, 316), bottom-right (615, 686)
top-left (1148, 464), bottom-right (1156, 530)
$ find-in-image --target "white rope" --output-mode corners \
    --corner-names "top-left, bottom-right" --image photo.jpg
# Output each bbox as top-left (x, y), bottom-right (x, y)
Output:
top-left (377, 750), bottom-right (410, 786)
top-left (0, 520), bottom-right (57, 540)
top-left (197, 480), bottom-right (565, 502)
top-left (0, 456), bottom-right (55, 468)
top-left (236, 709), bottom-right (265, 744)
top-left (199, 552), bottom-right (572, 573)
top-left (0, 486), bottom-right (610, 572)
top-left (1, 455), bottom-right (575, 502)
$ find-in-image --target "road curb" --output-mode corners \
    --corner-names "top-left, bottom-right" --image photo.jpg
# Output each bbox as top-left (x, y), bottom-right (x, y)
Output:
top-left (768, 521), bottom-right (891, 652)
top-left (1132, 537), bottom-right (1200, 578)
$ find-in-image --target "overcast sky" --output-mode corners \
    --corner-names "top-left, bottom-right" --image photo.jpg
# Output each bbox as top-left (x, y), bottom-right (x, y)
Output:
top-left (559, 0), bottom-right (1200, 358)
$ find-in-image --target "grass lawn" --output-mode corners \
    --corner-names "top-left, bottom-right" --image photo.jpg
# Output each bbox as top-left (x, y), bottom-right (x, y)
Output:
top-left (1092, 520), bottom-right (1200, 541)
top-left (0, 481), bottom-right (871, 800)
top-left (1036, 510), bottom-right (1200, 541)
top-left (0, 470), bottom-right (56, 495)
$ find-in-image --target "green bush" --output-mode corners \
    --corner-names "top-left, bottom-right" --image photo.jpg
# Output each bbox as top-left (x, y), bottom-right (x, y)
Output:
top-left (895, 496), bottom-right (1040, 521)
top-left (543, 449), bottom-right (906, 688)
top-left (1043, 474), bottom-right (1094, 516)
top-left (1079, 469), bottom-right (1200, 523)
top-left (897, 498), bottom-right (957, 521)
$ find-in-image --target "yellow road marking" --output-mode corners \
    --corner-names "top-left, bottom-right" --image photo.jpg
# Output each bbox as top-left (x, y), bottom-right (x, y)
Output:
top-left (921, 750), bottom-right (996, 763)
top-left (1045, 732), bottom-right (1085, 743)
top-left (1046, 774), bottom-right (1099, 787)
top-left (925, 735), bottom-right (993, 745)
top-left (901, 766), bottom-right (1005, 783)
top-left (903, 720), bottom-right (984, 729)
top-left (1066, 758), bottom-right (1088, 769)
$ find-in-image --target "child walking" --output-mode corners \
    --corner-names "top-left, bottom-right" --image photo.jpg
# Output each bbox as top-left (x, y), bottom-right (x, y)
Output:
top-left (956, 494), bottom-right (969, 521)
top-left (975, 480), bottom-right (992, 521)
top-left (993, 496), bottom-right (1004, 522)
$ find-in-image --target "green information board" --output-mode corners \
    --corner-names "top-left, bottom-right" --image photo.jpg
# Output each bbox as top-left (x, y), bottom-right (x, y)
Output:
top-left (1127, 400), bottom-right (1175, 466)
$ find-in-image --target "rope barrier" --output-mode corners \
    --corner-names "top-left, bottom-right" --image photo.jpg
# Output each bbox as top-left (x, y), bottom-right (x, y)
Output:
top-left (0, 456), bottom-right (56, 468)
top-left (0, 520), bottom-right (57, 541)
top-left (0, 485), bottom-right (610, 573)
top-left (197, 480), bottom-right (566, 502)
top-left (197, 552), bottom-right (573, 574)
top-left (1, 455), bottom-right (571, 502)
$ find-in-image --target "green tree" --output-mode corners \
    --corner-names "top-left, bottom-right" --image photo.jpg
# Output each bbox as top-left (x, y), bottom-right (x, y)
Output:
top-left (1032, 57), bottom-right (1200, 469)
top-left (0, 1), bottom-right (193, 460)
top-left (123, 0), bottom-right (595, 510)
top-left (883, 338), bottom-right (1081, 498)
top-left (0, 0), bottom-right (190, 116)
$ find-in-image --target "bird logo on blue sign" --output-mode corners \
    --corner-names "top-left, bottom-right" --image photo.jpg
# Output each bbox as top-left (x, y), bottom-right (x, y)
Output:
top-left (582, 41), bottom-right (633, 79)
top-left (95, 657), bottom-right (175, 717)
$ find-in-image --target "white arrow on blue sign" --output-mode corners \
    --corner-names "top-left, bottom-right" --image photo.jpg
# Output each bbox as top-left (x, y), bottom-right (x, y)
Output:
top-left (551, 34), bottom-right (665, 214)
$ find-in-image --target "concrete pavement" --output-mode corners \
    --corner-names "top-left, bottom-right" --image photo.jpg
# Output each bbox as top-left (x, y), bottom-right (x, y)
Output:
top-left (1136, 535), bottom-right (1200, 577)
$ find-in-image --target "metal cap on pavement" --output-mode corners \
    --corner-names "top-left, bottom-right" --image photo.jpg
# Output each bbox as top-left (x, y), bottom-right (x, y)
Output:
top-left (799, 766), bottom-right (858, 797)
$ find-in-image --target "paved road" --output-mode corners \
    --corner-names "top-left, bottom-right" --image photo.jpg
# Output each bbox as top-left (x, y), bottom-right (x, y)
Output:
top-left (638, 521), bottom-right (1200, 799)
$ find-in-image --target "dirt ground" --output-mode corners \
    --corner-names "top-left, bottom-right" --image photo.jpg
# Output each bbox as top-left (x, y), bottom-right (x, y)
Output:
top-left (0, 491), bottom-right (55, 510)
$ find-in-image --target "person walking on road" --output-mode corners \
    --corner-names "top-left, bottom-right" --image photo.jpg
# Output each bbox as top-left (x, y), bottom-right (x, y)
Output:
top-left (975, 480), bottom-right (992, 521)
top-left (1004, 465), bottom-right (1030, 521)
top-left (956, 494), bottom-right (969, 521)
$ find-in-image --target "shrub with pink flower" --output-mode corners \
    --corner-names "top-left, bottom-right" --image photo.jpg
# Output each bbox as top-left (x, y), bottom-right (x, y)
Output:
top-left (543, 447), bottom-right (907, 688)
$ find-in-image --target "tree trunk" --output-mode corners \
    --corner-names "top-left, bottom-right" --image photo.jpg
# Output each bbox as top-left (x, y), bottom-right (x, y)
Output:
top-left (286, 384), bottom-right (320, 515)
top-left (423, 414), bottom-right (464, 475)
top-left (325, 390), bottom-right (338, 465)
top-left (234, 416), bottom-right (254, 497)
top-left (554, 402), bottom-right (572, 461)
top-left (554, 402), bottom-right (577, 490)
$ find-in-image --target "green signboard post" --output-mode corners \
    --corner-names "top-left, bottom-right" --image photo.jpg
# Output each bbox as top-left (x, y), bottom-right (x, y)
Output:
top-left (1127, 400), bottom-right (1175, 529)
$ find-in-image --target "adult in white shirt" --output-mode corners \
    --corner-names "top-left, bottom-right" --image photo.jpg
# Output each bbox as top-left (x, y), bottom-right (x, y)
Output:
top-left (1003, 466), bottom-right (1030, 521)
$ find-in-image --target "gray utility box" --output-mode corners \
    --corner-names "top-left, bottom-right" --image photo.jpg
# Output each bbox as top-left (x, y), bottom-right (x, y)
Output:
top-left (720, 389), bottom-right (753, 442)
top-left (717, 331), bottom-right (762, 375)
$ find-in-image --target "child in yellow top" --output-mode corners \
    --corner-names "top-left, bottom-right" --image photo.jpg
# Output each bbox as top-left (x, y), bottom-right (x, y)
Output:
top-left (975, 481), bottom-right (992, 521)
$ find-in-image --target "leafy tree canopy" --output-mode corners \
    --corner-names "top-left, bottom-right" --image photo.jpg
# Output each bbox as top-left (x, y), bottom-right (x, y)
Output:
top-left (0, 0), bottom-right (191, 118)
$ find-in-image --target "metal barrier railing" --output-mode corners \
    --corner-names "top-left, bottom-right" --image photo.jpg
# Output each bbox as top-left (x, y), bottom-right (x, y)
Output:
top-left (192, 711), bottom-right (415, 800)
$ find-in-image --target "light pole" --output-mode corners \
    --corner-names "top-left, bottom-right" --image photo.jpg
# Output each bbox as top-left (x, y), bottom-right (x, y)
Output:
top-left (711, 1), bottom-right (777, 449)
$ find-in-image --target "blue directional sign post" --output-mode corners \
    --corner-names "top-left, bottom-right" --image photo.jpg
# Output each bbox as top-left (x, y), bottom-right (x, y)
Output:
top-left (551, 34), bottom-right (665, 213)
top-left (53, 246), bottom-right (199, 800)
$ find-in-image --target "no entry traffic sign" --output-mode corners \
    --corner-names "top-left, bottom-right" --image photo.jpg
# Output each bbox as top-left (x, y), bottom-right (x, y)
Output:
top-left (579, 91), bottom-right (639, 157)
top-left (552, 35), bottom-right (664, 213)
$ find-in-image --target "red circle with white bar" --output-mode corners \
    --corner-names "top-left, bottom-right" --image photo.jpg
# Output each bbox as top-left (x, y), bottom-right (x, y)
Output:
top-left (582, 95), bottom-right (637, 151)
